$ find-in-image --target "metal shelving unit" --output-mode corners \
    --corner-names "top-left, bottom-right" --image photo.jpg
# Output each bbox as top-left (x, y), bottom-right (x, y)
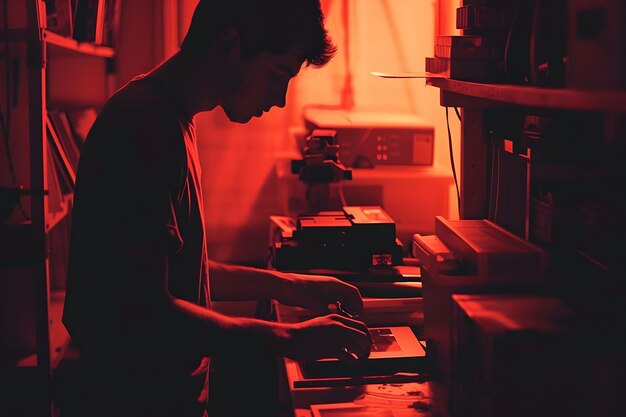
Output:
top-left (1, 2), bottom-right (116, 415)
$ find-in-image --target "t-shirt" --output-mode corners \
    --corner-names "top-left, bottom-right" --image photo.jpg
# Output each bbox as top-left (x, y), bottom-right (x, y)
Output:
top-left (63, 75), bottom-right (210, 417)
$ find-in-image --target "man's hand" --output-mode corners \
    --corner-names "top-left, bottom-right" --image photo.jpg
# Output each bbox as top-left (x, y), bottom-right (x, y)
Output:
top-left (278, 272), bottom-right (364, 316)
top-left (281, 314), bottom-right (371, 362)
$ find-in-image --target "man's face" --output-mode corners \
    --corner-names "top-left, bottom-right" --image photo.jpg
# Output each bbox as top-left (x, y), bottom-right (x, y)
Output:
top-left (220, 50), bottom-right (305, 123)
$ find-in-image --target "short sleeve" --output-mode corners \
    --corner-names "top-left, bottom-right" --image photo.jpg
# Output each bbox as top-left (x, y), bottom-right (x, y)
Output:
top-left (77, 99), bottom-right (187, 256)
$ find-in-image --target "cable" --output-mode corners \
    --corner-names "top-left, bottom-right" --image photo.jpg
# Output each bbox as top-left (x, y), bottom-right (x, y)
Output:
top-left (265, 247), bottom-right (274, 269)
top-left (453, 107), bottom-right (461, 123)
top-left (493, 149), bottom-right (501, 223)
top-left (504, 0), bottom-right (523, 82)
top-left (446, 107), bottom-right (461, 214)
top-left (488, 139), bottom-right (497, 220)
top-left (338, 182), bottom-right (347, 207)
top-left (529, 0), bottom-right (541, 85)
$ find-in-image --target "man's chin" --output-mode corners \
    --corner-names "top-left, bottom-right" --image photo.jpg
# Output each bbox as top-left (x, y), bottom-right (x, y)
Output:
top-left (225, 110), bottom-right (254, 124)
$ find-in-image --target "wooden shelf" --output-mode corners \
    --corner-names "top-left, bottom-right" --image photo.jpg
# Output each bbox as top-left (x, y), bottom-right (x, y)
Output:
top-left (427, 78), bottom-right (626, 112)
top-left (43, 30), bottom-right (115, 58)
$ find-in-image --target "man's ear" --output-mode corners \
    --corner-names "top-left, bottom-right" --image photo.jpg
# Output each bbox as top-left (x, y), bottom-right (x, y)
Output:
top-left (216, 28), bottom-right (241, 65)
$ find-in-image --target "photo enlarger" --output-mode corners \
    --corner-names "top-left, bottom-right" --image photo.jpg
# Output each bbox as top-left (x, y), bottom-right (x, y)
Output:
top-left (277, 110), bottom-right (455, 251)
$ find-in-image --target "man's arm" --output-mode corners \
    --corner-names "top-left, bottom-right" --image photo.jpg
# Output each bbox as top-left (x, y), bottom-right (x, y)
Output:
top-left (122, 245), bottom-right (370, 362)
top-left (208, 260), bottom-right (364, 315)
top-left (94, 107), bottom-right (369, 361)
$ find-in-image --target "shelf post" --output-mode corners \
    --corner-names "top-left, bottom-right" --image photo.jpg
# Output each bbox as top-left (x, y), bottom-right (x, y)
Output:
top-left (460, 108), bottom-right (489, 219)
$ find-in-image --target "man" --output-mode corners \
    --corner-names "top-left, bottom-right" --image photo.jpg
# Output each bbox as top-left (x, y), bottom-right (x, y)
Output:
top-left (63, 1), bottom-right (371, 416)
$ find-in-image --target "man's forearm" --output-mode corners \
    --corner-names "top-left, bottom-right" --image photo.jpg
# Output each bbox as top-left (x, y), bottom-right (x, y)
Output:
top-left (127, 294), bottom-right (292, 357)
top-left (167, 297), bottom-right (371, 362)
top-left (115, 253), bottom-right (291, 357)
top-left (208, 260), bottom-right (293, 302)
top-left (208, 260), bottom-right (364, 315)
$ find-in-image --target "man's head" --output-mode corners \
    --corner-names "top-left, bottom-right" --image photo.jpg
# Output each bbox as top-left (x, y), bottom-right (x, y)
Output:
top-left (180, 0), bottom-right (336, 122)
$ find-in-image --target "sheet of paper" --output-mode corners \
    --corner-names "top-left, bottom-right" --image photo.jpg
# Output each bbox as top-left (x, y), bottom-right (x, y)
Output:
top-left (311, 403), bottom-right (394, 417)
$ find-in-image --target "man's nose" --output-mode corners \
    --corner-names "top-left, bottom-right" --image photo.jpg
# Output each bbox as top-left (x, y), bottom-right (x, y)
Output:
top-left (272, 80), bottom-right (289, 108)
top-left (274, 97), bottom-right (286, 109)
top-left (272, 92), bottom-right (287, 109)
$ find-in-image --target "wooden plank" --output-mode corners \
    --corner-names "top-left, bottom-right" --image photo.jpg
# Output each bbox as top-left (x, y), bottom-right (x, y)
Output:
top-left (44, 29), bottom-right (115, 58)
top-left (429, 78), bottom-right (626, 112)
top-left (440, 89), bottom-right (506, 109)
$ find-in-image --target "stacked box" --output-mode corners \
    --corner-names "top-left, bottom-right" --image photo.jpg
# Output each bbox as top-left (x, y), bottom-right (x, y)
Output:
top-left (456, 5), bottom-right (506, 32)
top-left (423, 0), bottom-right (514, 82)
top-left (451, 294), bottom-right (588, 417)
top-left (425, 36), bottom-right (504, 82)
top-left (412, 217), bottom-right (548, 397)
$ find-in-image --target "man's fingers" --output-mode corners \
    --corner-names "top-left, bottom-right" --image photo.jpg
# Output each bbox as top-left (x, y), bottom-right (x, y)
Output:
top-left (292, 314), bottom-right (371, 362)
top-left (326, 315), bottom-right (371, 360)
top-left (336, 347), bottom-right (359, 363)
top-left (336, 286), bottom-right (364, 315)
top-left (330, 314), bottom-right (370, 336)
top-left (344, 337), bottom-right (371, 360)
top-left (328, 314), bottom-right (372, 351)
top-left (310, 276), bottom-right (362, 315)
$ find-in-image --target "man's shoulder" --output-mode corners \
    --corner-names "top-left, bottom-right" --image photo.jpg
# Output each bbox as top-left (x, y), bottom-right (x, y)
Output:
top-left (104, 76), bottom-right (177, 119)
top-left (82, 76), bottom-right (188, 170)
top-left (94, 76), bottom-right (187, 148)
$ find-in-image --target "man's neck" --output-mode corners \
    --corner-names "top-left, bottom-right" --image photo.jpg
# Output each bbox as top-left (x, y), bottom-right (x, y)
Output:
top-left (147, 51), bottom-right (221, 117)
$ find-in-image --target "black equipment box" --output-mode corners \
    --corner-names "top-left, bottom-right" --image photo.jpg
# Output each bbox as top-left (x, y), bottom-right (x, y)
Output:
top-left (270, 206), bottom-right (403, 272)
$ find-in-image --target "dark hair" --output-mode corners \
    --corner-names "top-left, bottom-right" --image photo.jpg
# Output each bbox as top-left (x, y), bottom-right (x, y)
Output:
top-left (180, 0), bottom-right (336, 67)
